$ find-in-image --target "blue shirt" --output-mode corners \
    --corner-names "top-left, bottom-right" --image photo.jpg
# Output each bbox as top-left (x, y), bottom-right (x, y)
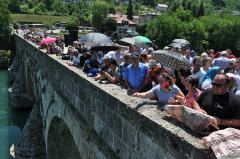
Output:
top-left (150, 84), bottom-right (180, 104)
top-left (125, 63), bottom-right (148, 89)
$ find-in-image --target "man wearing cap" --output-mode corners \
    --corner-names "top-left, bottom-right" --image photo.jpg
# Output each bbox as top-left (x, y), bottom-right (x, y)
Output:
top-left (124, 52), bottom-right (148, 94)
top-left (212, 51), bottom-right (230, 70)
top-left (196, 73), bottom-right (240, 128)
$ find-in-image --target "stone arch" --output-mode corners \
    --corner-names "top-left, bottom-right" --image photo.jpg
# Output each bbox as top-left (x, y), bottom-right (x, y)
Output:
top-left (47, 117), bottom-right (81, 159)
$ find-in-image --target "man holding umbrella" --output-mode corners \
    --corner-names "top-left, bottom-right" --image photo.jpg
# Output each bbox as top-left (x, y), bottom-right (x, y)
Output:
top-left (124, 52), bottom-right (148, 95)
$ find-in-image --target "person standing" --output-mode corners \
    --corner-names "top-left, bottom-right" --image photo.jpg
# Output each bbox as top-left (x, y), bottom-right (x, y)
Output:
top-left (196, 74), bottom-right (240, 128)
top-left (124, 52), bottom-right (148, 95)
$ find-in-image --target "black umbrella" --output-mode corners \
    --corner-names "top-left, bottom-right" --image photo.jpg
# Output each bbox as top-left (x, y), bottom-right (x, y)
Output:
top-left (90, 42), bottom-right (118, 52)
top-left (153, 50), bottom-right (191, 70)
top-left (172, 39), bottom-right (190, 46)
top-left (80, 32), bottom-right (112, 47)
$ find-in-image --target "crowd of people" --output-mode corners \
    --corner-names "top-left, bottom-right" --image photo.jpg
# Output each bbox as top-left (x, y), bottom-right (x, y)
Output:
top-left (20, 31), bottom-right (240, 132)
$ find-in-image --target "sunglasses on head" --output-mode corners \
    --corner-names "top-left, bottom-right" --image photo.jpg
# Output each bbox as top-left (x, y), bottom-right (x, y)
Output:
top-left (211, 82), bottom-right (224, 87)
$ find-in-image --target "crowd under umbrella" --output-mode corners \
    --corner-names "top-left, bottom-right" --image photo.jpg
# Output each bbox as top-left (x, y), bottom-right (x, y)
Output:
top-left (40, 37), bottom-right (56, 46)
top-left (90, 42), bottom-right (118, 52)
top-left (172, 38), bottom-right (190, 46)
top-left (80, 32), bottom-right (112, 47)
top-left (133, 36), bottom-right (152, 44)
top-left (152, 50), bottom-right (191, 70)
top-left (118, 37), bottom-right (148, 48)
top-left (168, 42), bottom-right (190, 49)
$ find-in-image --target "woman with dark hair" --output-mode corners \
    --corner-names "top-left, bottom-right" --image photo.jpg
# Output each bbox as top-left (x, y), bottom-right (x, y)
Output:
top-left (133, 73), bottom-right (185, 104)
top-left (173, 75), bottom-right (204, 112)
top-left (175, 67), bottom-right (192, 95)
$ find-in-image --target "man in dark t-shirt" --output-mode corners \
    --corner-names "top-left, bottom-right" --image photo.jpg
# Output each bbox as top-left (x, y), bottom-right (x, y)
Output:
top-left (196, 74), bottom-right (240, 128)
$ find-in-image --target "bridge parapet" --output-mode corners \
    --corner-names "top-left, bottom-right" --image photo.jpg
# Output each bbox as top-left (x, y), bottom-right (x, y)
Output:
top-left (13, 34), bottom-right (215, 159)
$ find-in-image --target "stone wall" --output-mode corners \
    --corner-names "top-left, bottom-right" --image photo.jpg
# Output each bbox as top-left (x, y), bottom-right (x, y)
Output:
top-left (14, 34), bottom-right (215, 159)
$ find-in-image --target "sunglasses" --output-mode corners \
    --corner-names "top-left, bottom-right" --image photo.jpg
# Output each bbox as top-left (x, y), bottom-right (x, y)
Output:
top-left (211, 82), bottom-right (224, 87)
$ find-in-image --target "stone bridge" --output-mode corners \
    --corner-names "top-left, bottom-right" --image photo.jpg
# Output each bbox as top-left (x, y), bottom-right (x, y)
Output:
top-left (10, 34), bottom-right (215, 159)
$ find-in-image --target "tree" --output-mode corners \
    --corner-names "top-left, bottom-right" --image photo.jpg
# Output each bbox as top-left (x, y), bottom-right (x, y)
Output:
top-left (142, 0), bottom-right (156, 6)
top-left (33, 2), bottom-right (46, 15)
top-left (52, 0), bottom-right (67, 15)
top-left (146, 14), bottom-right (182, 49)
top-left (103, 18), bottom-right (117, 35)
top-left (197, 1), bottom-right (205, 17)
top-left (184, 20), bottom-right (207, 52)
top-left (91, 0), bottom-right (109, 32)
top-left (72, 0), bottom-right (91, 24)
top-left (8, 0), bottom-right (21, 13)
top-left (136, 23), bottom-right (147, 35)
top-left (44, 0), bottom-right (53, 10)
top-left (0, 0), bottom-right (12, 49)
top-left (127, 0), bottom-right (133, 20)
top-left (172, 9), bottom-right (193, 22)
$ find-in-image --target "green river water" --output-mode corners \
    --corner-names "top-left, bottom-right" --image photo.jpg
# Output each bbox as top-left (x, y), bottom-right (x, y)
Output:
top-left (0, 70), bottom-right (29, 159)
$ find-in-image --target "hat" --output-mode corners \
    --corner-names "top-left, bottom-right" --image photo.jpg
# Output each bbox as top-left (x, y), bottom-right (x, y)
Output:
top-left (148, 60), bottom-right (161, 69)
top-left (148, 47), bottom-right (154, 52)
top-left (73, 41), bottom-right (79, 45)
top-left (201, 52), bottom-right (208, 58)
top-left (164, 46), bottom-right (170, 50)
top-left (131, 51), bottom-right (140, 58)
top-left (103, 54), bottom-right (111, 60)
top-left (220, 51), bottom-right (227, 56)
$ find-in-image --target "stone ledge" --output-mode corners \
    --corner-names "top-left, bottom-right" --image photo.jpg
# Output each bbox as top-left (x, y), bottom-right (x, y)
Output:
top-left (15, 34), bottom-right (215, 159)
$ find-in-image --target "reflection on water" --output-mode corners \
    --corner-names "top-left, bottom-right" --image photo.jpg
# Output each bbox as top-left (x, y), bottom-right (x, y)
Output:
top-left (0, 70), bottom-right (30, 158)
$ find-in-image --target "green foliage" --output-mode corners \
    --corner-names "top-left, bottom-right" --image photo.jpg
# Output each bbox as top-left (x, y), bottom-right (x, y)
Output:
top-left (146, 14), bottom-right (182, 49)
top-left (8, 0), bottom-right (21, 13)
top-left (136, 23), bottom-right (147, 35)
top-left (11, 13), bottom-right (70, 25)
top-left (184, 19), bottom-right (207, 51)
top-left (197, 1), bottom-right (205, 17)
top-left (19, 4), bottom-right (30, 14)
top-left (200, 15), bottom-right (240, 52)
top-left (142, 0), bottom-right (156, 6)
top-left (33, 2), bottom-right (46, 15)
top-left (172, 9), bottom-right (193, 22)
top-left (146, 9), bottom-right (240, 53)
top-left (91, 0), bottom-right (109, 31)
top-left (103, 18), bottom-right (117, 35)
top-left (0, 0), bottom-right (12, 49)
top-left (51, 0), bottom-right (67, 16)
top-left (0, 50), bottom-right (12, 69)
top-left (65, 17), bottom-right (79, 31)
top-left (127, 0), bottom-right (133, 20)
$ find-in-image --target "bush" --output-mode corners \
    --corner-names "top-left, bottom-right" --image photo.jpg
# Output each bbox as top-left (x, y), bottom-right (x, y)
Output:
top-left (0, 50), bottom-right (12, 69)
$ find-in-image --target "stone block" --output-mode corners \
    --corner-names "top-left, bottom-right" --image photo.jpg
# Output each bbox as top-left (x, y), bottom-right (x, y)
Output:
top-left (96, 101), bottom-right (106, 121)
top-left (97, 88), bottom-right (108, 104)
top-left (122, 118), bottom-right (137, 149)
top-left (100, 123), bottom-right (114, 149)
top-left (135, 131), bottom-right (164, 159)
top-left (104, 107), bottom-right (122, 138)
top-left (113, 135), bottom-right (132, 159)
top-left (94, 115), bottom-right (103, 135)
top-left (106, 95), bottom-right (119, 112)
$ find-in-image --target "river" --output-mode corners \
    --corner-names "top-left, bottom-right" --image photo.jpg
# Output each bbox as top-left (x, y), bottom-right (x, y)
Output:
top-left (0, 70), bottom-right (29, 159)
